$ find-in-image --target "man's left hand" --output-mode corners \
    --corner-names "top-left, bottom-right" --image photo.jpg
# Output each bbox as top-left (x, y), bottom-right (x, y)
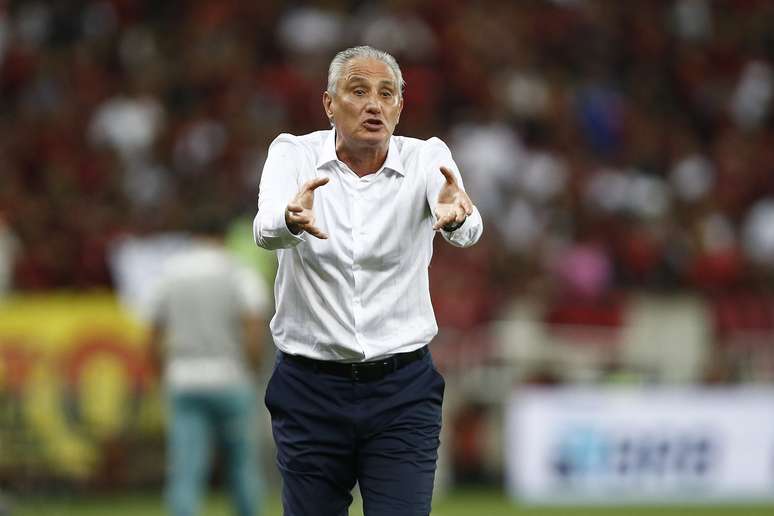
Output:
top-left (433, 166), bottom-right (474, 231)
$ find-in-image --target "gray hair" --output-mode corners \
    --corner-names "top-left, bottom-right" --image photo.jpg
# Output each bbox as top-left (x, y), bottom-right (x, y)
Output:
top-left (326, 46), bottom-right (404, 98)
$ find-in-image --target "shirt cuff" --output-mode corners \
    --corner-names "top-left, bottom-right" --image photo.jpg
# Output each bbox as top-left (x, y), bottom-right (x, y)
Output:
top-left (273, 204), bottom-right (307, 243)
top-left (254, 204), bottom-right (306, 249)
top-left (442, 206), bottom-right (483, 247)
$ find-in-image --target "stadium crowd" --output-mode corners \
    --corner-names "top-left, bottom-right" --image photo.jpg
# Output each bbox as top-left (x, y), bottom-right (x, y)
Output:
top-left (2, 0), bottom-right (774, 333)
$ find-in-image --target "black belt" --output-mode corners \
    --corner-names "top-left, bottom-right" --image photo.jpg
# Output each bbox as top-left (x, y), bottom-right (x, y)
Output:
top-left (282, 346), bottom-right (429, 382)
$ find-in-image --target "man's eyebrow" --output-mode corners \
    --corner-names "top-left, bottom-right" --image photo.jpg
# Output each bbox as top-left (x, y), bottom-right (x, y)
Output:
top-left (345, 75), bottom-right (369, 84)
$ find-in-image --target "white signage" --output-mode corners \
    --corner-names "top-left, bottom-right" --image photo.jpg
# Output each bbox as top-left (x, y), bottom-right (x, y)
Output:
top-left (506, 387), bottom-right (774, 504)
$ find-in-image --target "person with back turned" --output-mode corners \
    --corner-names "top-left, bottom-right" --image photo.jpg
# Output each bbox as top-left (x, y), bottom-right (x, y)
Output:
top-left (149, 209), bottom-right (269, 516)
top-left (254, 45), bottom-right (483, 515)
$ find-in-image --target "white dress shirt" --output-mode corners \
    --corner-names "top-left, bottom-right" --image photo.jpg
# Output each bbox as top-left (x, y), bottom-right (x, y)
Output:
top-left (254, 129), bottom-right (483, 362)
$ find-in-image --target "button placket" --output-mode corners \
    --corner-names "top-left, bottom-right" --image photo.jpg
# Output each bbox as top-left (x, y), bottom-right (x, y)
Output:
top-left (349, 174), bottom-right (366, 346)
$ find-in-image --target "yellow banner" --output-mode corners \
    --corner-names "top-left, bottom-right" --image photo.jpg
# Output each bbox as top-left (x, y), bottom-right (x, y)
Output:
top-left (0, 292), bottom-right (162, 480)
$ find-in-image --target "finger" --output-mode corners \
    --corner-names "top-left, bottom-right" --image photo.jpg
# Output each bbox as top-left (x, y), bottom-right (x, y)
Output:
top-left (454, 205), bottom-right (466, 223)
top-left (287, 204), bottom-right (303, 213)
top-left (303, 176), bottom-right (330, 193)
top-left (289, 214), bottom-right (312, 226)
top-left (460, 196), bottom-right (474, 215)
top-left (439, 166), bottom-right (458, 185)
top-left (433, 214), bottom-right (454, 230)
top-left (304, 224), bottom-right (328, 239)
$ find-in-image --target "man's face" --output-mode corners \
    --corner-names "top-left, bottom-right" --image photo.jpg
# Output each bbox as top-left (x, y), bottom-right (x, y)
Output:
top-left (323, 57), bottom-right (403, 151)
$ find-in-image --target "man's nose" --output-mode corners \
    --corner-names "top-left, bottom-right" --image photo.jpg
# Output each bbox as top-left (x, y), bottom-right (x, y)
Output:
top-left (365, 96), bottom-right (382, 113)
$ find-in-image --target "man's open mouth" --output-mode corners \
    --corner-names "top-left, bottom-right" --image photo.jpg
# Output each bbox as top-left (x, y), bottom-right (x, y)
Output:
top-left (363, 119), bottom-right (384, 130)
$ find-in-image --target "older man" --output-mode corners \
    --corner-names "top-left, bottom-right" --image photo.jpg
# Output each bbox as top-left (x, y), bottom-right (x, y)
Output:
top-left (254, 45), bottom-right (483, 515)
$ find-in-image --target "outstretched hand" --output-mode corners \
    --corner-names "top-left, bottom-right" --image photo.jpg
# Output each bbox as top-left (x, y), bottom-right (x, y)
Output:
top-left (286, 176), bottom-right (329, 239)
top-left (433, 166), bottom-right (473, 231)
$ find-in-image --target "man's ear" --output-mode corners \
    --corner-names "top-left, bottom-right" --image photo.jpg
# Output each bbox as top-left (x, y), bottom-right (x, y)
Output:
top-left (322, 91), bottom-right (334, 124)
top-left (396, 96), bottom-right (404, 126)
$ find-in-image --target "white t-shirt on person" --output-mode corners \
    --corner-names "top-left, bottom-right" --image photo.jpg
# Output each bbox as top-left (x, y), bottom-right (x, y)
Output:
top-left (148, 243), bottom-right (269, 390)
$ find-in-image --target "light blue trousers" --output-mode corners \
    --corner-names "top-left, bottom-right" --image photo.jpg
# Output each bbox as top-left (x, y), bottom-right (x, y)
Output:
top-left (167, 386), bottom-right (262, 516)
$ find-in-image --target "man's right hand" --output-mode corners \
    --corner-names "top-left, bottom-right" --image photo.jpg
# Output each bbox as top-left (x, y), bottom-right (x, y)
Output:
top-left (286, 176), bottom-right (330, 239)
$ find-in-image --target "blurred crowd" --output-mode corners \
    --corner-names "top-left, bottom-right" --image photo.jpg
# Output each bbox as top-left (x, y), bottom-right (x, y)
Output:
top-left (2, 0), bottom-right (774, 330)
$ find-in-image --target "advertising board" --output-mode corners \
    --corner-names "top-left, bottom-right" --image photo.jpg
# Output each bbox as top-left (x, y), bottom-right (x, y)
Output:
top-left (506, 387), bottom-right (774, 504)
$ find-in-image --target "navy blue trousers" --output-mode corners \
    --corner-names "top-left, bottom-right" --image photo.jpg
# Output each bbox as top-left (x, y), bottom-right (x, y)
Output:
top-left (264, 351), bottom-right (445, 516)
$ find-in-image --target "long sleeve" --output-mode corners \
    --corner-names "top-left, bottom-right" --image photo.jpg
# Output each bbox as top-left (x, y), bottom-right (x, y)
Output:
top-left (254, 134), bottom-right (307, 250)
top-left (439, 206), bottom-right (483, 247)
top-left (424, 137), bottom-right (484, 248)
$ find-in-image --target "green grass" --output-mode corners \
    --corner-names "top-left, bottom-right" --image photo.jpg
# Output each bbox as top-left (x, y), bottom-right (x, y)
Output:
top-left (10, 488), bottom-right (774, 516)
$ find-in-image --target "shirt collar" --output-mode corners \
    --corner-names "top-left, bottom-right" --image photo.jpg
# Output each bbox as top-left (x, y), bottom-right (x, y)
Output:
top-left (316, 129), bottom-right (405, 176)
top-left (316, 129), bottom-right (339, 169)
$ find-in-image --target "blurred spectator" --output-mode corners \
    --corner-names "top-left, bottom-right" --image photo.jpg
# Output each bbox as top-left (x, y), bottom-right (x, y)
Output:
top-left (2, 0), bottom-right (774, 328)
top-left (355, 2), bottom-right (437, 61)
top-left (449, 119), bottom-right (523, 225)
top-left (0, 211), bottom-right (19, 299)
top-left (669, 152), bottom-right (714, 204)
top-left (147, 209), bottom-right (270, 516)
top-left (89, 91), bottom-right (164, 163)
top-left (730, 60), bottom-right (773, 131)
top-left (743, 198), bottom-right (774, 265)
top-left (671, 0), bottom-right (713, 43)
top-left (551, 239), bottom-right (612, 302)
top-left (277, 6), bottom-right (346, 56)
